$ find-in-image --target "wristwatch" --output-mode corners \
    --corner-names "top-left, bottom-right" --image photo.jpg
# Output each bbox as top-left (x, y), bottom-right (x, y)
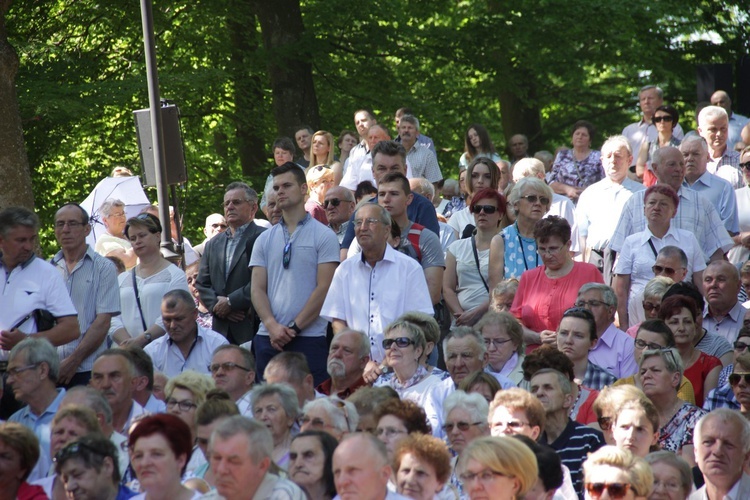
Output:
top-left (144, 333), bottom-right (153, 344)
top-left (287, 321), bottom-right (302, 334)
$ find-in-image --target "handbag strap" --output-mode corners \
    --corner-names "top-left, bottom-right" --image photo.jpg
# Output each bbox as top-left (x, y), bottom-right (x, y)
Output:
top-left (131, 269), bottom-right (148, 332)
top-left (471, 236), bottom-right (490, 293)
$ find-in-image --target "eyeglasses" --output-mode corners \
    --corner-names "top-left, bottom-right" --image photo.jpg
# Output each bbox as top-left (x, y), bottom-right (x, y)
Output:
top-left (597, 416), bottom-right (613, 431)
top-left (283, 242), bottom-right (292, 269)
top-left (299, 416), bottom-right (333, 428)
top-left (642, 301), bottom-right (661, 313)
top-left (223, 198), bottom-right (250, 208)
top-left (208, 362), bottom-right (251, 374)
top-left (519, 194), bottom-right (550, 205)
top-left (484, 338), bottom-right (513, 348)
top-left (324, 198), bottom-right (351, 209)
top-left (652, 265), bottom-right (681, 276)
top-left (55, 220), bottom-right (86, 229)
top-left (634, 338), bottom-right (666, 351)
top-left (382, 337), bottom-right (415, 350)
top-left (109, 212), bottom-right (127, 218)
top-left (6, 364), bottom-right (39, 377)
top-left (53, 441), bottom-right (104, 464)
top-left (458, 469), bottom-right (507, 484)
top-left (211, 223), bottom-right (227, 229)
top-left (471, 205), bottom-right (498, 214)
top-left (354, 217), bottom-right (383, 228)
top-left (734, 341), bottom-right (750, 352)
top-left (728, 372), bottom-right (750, 387)
top-left (585, 483), bottom-right (632, 499)
top-left (537, 245), bottom-right (564, 256)
top-left (376, 427), bottom-right (407, 439)
top-left (740, 161), bottom-right (750, 171)
top-left (165, 398), bottom-right (198, 412)
top-left (653, 479), bottom-right (683, 492)
top-left (442, 421), bottom-right (483, 433)
top-left (652, 115), bottom-right (674, 123)
top-left (575, 299), bottom-right (609, 309)
top-left (490, 420), bottom-right (529, 431)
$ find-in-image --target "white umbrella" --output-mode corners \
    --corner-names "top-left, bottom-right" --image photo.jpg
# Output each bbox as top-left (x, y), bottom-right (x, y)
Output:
top-left (80, 176), bottom-right (151, 246)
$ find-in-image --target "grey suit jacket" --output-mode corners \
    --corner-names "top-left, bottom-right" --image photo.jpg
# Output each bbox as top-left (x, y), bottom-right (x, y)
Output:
top-left (195, 221), bottom-right (266, 344)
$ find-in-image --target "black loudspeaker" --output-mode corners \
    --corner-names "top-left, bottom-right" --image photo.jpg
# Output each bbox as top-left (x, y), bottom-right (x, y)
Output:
top-left (134, 105), bottom-right (187, 187)
top-left (737, 55), bottom-right (750, 116)
top-left (696, 64), bottom-right (733, 103)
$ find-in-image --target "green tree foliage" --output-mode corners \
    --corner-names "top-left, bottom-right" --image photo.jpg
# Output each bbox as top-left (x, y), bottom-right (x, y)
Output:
top-left (4, 0), bottom-right (746, 254)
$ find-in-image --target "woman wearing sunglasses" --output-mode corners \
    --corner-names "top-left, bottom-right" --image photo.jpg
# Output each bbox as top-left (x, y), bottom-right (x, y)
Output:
top-left (443, 188), bottom-right (506, 326)
top-left (638, 347), bottom-right (705, 467)
top-left (442, 391), bottom-right (490, 498)
top-left (549, 120), bottom-right (603, 202)
top-left (582, 446), bottom-right (653, 500)
top-left (635, 105), bottom-right (681, 186)
top-left (704, 326), bottom-right (750, 411)
top-left (373, 320), bottom-right (442, 407)
top-left (502, 177), bottom-right (552, 279)
top-left (509, 216), bottom-right (603, 348)
top-left (625, 276), bottom-right (674, 338)
top-left (613, 184), bottom-right (705, 331)
top-left (448, 157), bottom-right (503, 239)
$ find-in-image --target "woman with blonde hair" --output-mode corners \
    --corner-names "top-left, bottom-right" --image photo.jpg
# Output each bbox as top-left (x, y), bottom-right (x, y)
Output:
top-left (582, 446), bottom-right (653, 500)
top-left (457, 436), bottom-right (538, 500)
top-left (309, 130), bottom-right (337, 168)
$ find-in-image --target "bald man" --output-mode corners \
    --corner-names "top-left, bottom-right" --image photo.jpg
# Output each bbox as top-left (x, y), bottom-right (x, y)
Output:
top-left (703, 260), bottom-right (748, 344)
top-left (333, 433), bottom-right (410, 500)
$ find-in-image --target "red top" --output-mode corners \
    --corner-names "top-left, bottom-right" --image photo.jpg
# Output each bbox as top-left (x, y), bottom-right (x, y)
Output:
top-left (683, 351), bottom-right (721, 407)
top-left (511, 261), bottom-right (604, 334)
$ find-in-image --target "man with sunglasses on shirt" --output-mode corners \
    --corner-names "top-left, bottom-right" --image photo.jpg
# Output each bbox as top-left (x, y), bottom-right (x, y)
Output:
top-left (324, 186), bottom-right (356, 244)
top-left (703, 326), bottom-right (750, 411)
top-left (250, 163), bottom-right (340, 386)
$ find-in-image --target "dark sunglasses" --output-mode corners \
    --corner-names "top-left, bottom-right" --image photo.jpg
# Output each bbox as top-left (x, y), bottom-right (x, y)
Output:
top-left (729, 372), bottom-right (750, 387)
top-left (324, 198), bottom-right (350, 208)
top-left (283, 242), bottom-right (292, 269)
top-left (642, 302), bottom-right (661, 313)
top-left (597, 416), bottom-right (612, 431)
top-left (382, 337), bottom-right (415, 350)
top-left (471, 204), bottom-right (498, 214)
top-left (520, 194), bottom-right (550, 205)
top-left (652, 265), bottom-right (680, 276)
top-left (734, 341), bottom-right (750, 351)
top-left (635, 338), bottom-right (666, 351)
top-left (54, 441), bottom-right (103, 464)
top-left (585, 483), bottom-right (632, 499)
top-left (441, 421), bottom-right (483, 432)
top-left (740, 161), bottom-right (750, 171)
top-left (652, 115), bottom-right (674, 123)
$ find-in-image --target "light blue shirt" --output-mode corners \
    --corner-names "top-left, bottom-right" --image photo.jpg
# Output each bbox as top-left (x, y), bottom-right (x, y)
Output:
top-left (683, 171), bottom-right (739, 233)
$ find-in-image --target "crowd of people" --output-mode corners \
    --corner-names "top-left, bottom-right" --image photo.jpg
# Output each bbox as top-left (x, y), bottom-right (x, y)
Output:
top-left (1, 89), bottom-right (750, 500)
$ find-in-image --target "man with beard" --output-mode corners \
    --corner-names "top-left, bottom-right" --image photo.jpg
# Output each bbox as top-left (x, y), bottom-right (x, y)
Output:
top-left (316, 329), bottom-right (370, 399)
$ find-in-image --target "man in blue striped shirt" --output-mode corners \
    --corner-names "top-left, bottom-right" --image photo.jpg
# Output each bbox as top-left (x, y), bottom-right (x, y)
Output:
top-left (52, 203), bottom-right (121, 387)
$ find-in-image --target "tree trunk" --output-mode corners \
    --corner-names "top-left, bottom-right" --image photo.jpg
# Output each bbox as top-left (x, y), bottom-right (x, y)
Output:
top-left (249, 0), bottom-right (320, 138)
top-left (0, 0), bottom-right (35, 210)
top-left (498, 86), bottom-right (544, 155)
top-left (227, 0), bottom-right (268, 179)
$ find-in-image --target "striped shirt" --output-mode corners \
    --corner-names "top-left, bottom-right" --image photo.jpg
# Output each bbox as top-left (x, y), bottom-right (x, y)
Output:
top-left (405, 143), bottom-right (443, 183)
top-left (52, 246), bottom-right (121, 372)
top-left (540, 420), bottom-right (605, 498)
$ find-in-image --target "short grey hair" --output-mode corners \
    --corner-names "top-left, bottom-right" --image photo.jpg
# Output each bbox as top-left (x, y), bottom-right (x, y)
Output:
top-left (657, 245), bottom-right (688, 268)
top-left (643, 276), bottom-right (674, 301)
top-left (601, 135), bottom-right (632, 156)
top-left (225, 182), bottom-right (258, 204)
top-left (98, 199), bottom-right (125, 218)
top-left (512, 158), bottom-right (545, 182)
top-left (578, 283), bottom-right (617, 309)
top-left (680, 135), bottom-right (709, 153)
top-left (410, 177), bottom-right (435, 199)
top-left (508, 177), bottom-right (553, 206)
top-left (301, 396), bottom-right (359, 433)
top-left (698, 105), bottom-right (729, 129)
top-left (250, 383), bottom-right (299, 420)
top-left (695, 408), bottom-right (750, 454)
top-left (442, 327), bottom-right (487, 358)
top-left (9, 337), bottom-right (59, 383)
top-left (332, 329), bottom-right (371, 359)
top-left (442, 390), bottom-right (489, 425)
top-left (64, 386), bottom-right (113, 425)
top-left (354, 202), bottom-right (392, 228)
top-left (162, 289), bottom-right (196, 311)
top-left (639, 85), bottom-right (663, 99)
top-left (0, 207), bottom-right (39, 238)
top-left (652, 146), bottom-right (680, 169)
top-left (640, 347), bottom-right (684, 378)
top-left (211, 415), bottom-right (273, 463)
top-left (531, 368), bottom-right (572, 396)
top-left (399, 114), bottom-right (420, 132)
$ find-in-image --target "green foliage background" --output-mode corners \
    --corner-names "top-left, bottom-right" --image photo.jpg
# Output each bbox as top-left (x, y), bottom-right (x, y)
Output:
top-left (7, 0), bottom-right (747, 255)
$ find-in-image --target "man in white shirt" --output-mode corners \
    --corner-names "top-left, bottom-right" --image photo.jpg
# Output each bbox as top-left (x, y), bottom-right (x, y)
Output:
top-left (690, 409), bottom-right (750, 499)
top-left (144, 289), bottom-right (228, 377)
top-left (210, 345), bottom-right (256, 416)
top-left (622, 85), bottom-right (684, 163)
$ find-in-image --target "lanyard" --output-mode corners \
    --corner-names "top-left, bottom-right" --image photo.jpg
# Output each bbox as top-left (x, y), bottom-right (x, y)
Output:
top-left (515, 222), bottom-right (539, 271)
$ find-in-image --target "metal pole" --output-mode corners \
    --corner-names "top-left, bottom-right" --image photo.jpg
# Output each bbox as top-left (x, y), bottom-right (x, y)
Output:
top-left (139, 0), bottom-right (174, 255)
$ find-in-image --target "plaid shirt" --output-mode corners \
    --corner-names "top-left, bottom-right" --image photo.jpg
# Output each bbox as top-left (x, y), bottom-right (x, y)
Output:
top-left (703, 382), bottom-right (740, 411)
top-left (583, 362), bottom-right (617, 390)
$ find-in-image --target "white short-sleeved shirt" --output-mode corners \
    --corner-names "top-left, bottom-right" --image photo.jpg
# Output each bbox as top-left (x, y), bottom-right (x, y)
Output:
top-left (576, 177), bottom-right (645, 250)
top-left (144, 324), bottom-right (229, 377)
top-left (320, 245), bottom-right (433, 363)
